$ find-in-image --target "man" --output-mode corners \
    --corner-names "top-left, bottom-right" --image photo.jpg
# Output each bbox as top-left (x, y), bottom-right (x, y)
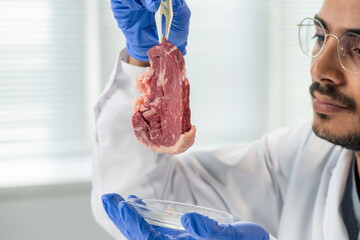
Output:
top-left (91, 0), bottom-right (360, 239)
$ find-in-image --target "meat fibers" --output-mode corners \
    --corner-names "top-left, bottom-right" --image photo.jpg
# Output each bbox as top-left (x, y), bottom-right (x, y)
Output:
top-left (132, 38), bottom-right (196, 154)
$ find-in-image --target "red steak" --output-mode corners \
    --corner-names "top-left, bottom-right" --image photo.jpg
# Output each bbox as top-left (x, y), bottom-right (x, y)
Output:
top-left (132, 38), bottom-right (196, 154)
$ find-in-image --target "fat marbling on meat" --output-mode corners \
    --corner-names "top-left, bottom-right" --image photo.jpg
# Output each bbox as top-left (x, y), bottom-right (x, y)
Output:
top-left (132, 38), bottom-right (196, 154)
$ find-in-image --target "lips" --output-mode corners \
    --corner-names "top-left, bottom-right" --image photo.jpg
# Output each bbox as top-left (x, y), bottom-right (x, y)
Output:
top-left (313, 93), bottom-right (349, 114)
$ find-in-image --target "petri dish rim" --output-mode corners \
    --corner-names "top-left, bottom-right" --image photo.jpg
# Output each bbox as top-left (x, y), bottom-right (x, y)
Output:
top-left (127, 198), bottom-right (234, 229)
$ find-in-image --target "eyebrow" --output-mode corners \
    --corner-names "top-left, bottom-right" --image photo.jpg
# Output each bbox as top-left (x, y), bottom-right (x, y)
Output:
top-left (314, 15), bottom-right (329, 31)
top-left (314, 14), bottom-right (360, 35)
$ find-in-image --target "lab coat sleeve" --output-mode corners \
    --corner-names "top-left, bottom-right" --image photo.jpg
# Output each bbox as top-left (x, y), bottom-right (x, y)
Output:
top-left (91, 49), bottom-right (310, 239)
top-left (170, 123), bottom-right (313, 236)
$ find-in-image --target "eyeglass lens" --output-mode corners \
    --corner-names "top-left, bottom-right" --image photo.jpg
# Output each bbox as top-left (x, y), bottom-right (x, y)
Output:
top-left (298, 17), bottom-right (360, 72)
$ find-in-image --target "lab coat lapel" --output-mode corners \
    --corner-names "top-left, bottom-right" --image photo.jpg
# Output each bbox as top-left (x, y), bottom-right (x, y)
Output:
top-left (323, 150), bottom-right (353, 240)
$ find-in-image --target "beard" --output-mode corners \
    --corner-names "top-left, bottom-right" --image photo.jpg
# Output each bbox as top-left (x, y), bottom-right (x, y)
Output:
top-left (310, 81), bottom-right (360, 151)
top-left (312, 124), bottom-right (360, 151)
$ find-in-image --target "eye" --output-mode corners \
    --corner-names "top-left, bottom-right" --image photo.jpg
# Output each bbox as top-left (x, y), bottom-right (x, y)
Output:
top-left (353, 47), bottom-right (360, 56)
top-left (342, 33), bottom-right (360, 56)
top-left (312, 33), bottom-right (325, 45)
top-left (345, 44), bottom-right (360, 57)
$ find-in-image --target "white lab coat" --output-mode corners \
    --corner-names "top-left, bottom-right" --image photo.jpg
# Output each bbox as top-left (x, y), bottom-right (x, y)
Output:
top-left (91, 49), bottom-right (354, 240)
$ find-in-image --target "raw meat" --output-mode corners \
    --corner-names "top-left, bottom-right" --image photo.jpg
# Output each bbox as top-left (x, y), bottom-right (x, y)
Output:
top-left (132, 38), bottom-right (196, 155)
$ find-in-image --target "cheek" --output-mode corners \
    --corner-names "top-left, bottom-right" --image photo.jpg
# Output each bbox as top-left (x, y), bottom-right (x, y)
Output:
top-left (310, 57), bottom-right (317, 80)
top-left (348, 78), bottom-right (360, 109)
top-left (355, 96), bottom-right (360, 112)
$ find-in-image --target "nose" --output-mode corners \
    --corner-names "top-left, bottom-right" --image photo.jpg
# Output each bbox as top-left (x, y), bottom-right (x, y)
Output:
top-left (310, 36), bottom-right (345, 85)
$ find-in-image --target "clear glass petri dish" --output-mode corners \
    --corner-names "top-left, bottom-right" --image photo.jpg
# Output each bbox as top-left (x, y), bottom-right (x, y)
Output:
top-left (126, 198), bottom-right (234, 230)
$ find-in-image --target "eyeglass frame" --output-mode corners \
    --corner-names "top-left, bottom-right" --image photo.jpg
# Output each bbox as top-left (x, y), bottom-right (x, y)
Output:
top-left (297, 17), bottom-right (360, 73)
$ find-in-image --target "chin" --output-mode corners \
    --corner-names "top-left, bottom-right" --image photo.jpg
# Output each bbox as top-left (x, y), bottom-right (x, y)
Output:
top-left (312, 113), bottom-right (360, 151)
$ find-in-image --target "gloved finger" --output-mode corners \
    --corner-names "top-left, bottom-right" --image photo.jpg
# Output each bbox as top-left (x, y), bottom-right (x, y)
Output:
top-left (118, 0), bottom-right (160, 12)
top-left (170, 0), bottom-right (190, 32)
top-left (181, 212), bottom-right (231, 239)
top-left (182, 212), bottom-right (270, 240)
top-left (127, 194), bottom-right (139, 199)
top-left (172, 0), bottom-right (185, 12)
top-left (171, 0), bottom-right (190, 25)
top-left (167, 0), bottom-right (190, 55)
top-left (118, 201), bottom-right (165, 239)
top-left (231, 222), bottom-right (271, 240)
top-left (101, 193), bottom-right (125, 226)
top-left (139, 0), bottom-right (160, 12)
top-left (127, 195), bottom-right (147, 206)
top-left (153, 226), bottom-right (194, 239)
top-left (116, 0), bottom-right (143, 11)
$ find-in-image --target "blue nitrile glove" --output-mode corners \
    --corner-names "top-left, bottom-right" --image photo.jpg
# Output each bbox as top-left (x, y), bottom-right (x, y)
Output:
top-left (111, 0), bottom-right (191, 61)
top-left (102, 193), bottom-right (271, 240)
top-left (101, 193), bottom-right (195, 240)
top-left (181, 212), bottom-right (271, 240)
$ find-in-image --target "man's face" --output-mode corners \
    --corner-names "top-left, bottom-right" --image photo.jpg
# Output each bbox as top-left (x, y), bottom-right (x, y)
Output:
top-left (310, 0), bottom-right (360, 150)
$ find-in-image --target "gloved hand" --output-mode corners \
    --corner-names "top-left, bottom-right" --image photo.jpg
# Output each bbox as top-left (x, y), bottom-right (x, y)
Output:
top-left (110, 0), bottom-right (191, 61)
top-left (101, 193), bottom-right (194, 239)
top-left (102, 193), bottom-right (272, 240)
top-left (181, 212), bottom-right (271, 240)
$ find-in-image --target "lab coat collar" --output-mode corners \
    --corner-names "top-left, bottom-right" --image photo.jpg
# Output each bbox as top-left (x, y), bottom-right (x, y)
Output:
top-left (323, 149), bottom-right (354, 240)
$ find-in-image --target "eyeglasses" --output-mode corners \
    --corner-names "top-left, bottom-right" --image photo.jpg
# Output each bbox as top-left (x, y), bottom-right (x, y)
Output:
top-left (298, 17), bottom-right (360, 73)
